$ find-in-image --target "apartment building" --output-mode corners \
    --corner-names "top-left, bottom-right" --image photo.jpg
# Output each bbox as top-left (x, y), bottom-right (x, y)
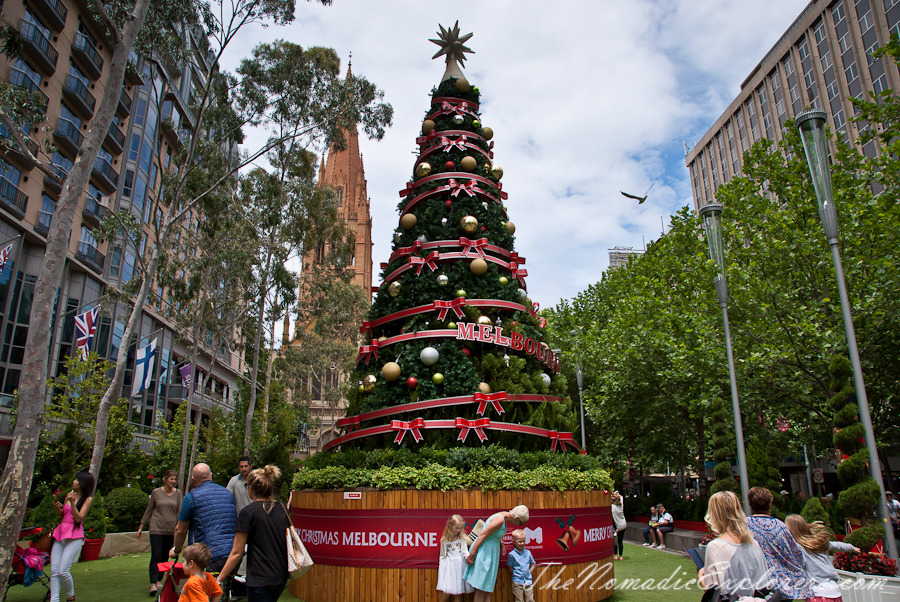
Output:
top-left (0, 0), bottom-right (246, 463)
top-left (608, 246), bottom-right (645, 271)
top-left (685, 0), bottom-right (900, 210)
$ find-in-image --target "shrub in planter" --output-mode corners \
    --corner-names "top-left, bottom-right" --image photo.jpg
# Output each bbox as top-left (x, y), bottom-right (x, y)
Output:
top-left (82, 492), bottom-right (108, 540)
top-left (25, 490), bottom-right (64, 542)
top-left (106, 486), bottom-right (151, 533)
top-left (833, 551), bottom-right (898, 576)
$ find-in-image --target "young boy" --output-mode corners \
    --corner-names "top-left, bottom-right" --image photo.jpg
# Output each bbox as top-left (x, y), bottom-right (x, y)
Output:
top-left (179, 543), bottom-right (223, 602)
top-left (507, 529), bottom-right (535, 602)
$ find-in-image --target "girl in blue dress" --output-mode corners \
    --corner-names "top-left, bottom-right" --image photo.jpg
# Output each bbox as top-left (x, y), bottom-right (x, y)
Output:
top-left (464, 505), bottom-right (529, 602)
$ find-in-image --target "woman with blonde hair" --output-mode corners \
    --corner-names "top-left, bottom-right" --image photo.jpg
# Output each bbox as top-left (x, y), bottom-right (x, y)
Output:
top-left (785, 514), bottom-right (859, 602)
top-left (700, 491), bottom-right (772, 599)
top-left (464, 505), bottom-right (529, 602)
top-left (217, 465), bottom-right (292, 602)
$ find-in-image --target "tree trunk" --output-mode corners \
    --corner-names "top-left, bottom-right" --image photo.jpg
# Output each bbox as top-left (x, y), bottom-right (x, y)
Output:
top-left (262, 297), bottom-right (279, 440)
top-left (0, 3), bottom-right (150, 598)
top-left (244, 236), bottom-right (276, 454)
top-left (680, 445), bottom-right (687, 500)
top-left (696, 415), bottom-right (707, 497)
top-left (178, 287), bottom-right (208, 490)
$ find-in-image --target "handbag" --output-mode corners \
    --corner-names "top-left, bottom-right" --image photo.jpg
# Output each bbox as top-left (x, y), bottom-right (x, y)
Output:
top-left (281, 503), bottom-right (313, 579)
top-left (35, 526), bottom-right (55, 552)
top-left (465, 519), bottom-right (485, 547)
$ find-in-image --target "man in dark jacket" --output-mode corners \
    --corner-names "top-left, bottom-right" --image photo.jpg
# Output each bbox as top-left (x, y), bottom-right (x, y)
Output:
top-left (171, 463), bottom-right (236, 573)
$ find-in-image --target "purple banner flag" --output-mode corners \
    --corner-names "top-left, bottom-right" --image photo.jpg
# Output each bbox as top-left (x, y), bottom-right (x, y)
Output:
top-left (179, 364), bottom-right (196, 397)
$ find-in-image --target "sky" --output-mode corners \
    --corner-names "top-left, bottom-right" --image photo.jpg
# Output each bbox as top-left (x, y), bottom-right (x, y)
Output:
top-left (221, 0), bottom-right (810, 311)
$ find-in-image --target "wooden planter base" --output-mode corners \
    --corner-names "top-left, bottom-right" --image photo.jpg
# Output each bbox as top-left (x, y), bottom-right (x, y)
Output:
top-left (288, 489), bottom-right (614, 602)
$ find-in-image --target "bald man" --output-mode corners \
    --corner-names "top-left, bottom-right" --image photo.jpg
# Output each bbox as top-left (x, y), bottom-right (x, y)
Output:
top-left (171, 463), bottom-right (236, 573)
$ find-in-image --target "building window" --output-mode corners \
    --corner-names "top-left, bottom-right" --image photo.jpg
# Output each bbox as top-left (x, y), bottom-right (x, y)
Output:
top-left (859, 10), bottom-right (874, 33)
top-left (839, 34), bottom-right (851, 54)
top-left (814, 21), bottom-right (827, 44)
top-left (39, 194), bottom-right (54, 230)
top-left (834, 109), bottom-right (846, 129)
top-left (873, 74), bottom-right (888, 94)
top-left (826, 81), bottom-right (839, 100)
top-left (845, 62), bottom-right (859, 82)
top-left (821, 51), bottom-right (832, 72)
top-left (833, 2), bottom-right (846, 23)
top-left (798, 39), bottom-right (810, 61)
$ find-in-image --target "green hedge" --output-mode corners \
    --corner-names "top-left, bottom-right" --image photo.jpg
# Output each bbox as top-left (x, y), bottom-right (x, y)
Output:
top-left (294, 446), bottom-right (611, 492)
top-left (106, 486), bottom-right (150, 533)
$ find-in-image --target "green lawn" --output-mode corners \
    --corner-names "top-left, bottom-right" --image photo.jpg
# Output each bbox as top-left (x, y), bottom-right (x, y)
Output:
top-left (5, 543), bottom-right (700, 602)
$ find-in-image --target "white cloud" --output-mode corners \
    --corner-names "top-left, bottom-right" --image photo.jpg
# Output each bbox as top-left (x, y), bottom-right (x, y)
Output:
top-left (221, 0), bottom-right (808, 310)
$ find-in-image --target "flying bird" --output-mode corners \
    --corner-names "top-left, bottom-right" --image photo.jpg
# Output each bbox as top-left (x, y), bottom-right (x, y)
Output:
top-left (620, 183), bottom-right (654, 204)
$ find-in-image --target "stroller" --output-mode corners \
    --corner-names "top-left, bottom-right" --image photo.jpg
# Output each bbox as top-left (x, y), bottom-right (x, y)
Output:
top-left (5, 526), bottom-right (51, 600)
top-left (156, 561), bottom-right (234, 602)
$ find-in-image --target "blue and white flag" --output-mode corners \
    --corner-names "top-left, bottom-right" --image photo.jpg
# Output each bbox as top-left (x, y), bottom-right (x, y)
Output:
top-left (131, 338), bottom-right (157, 397)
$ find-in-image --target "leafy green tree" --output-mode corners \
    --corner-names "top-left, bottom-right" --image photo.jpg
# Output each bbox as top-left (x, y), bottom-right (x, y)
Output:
top-left (800, 496), bottom-right (831, 526)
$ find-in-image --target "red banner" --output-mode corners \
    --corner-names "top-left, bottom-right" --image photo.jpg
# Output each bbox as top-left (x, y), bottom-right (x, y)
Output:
top-left (290, 505), bottom-right (612, 569)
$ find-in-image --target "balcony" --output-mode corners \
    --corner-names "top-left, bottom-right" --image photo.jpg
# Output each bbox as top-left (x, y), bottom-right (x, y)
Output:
top-left (82, 195), bottom-right (108, 227)
top-left (71, 33), bottom-right (103, 80)
top-left (75, 241), bottom-right (105, 272)
top-left (52, 117), bottom-right (83, 156)
top-left (91, 156), bottom-right (118, 193)
top-left (103, 124), bottom-right (124, 155)
top-left (116, 88), bottom-right (132, 118)
top-left (19, 20), bottom-right (58, 74)
top-left (62, 74), bottom-right (95, 119)
top-left (34, 208), bottom-right (52, 236)
top-left (31, 0), bottom-right (67, 31)
top-left (8, 69), bottom-right (49, 113)
top-left (43, 161), bottom-right (68, 192)
top-left (0, 125), bottom-right (39, 169)
top-left (165, 88), bottom-right (195, 130)
top-left (0, 177), bottom-right (28, 218)
top-left (124, 60), bottom-right (143, 86)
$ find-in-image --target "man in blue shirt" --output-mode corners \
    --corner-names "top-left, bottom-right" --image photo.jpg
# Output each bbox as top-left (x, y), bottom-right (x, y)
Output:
top-left (171, 463), bottom-right (236, 573)
top-left (506, 529), bottom-right (535, 602)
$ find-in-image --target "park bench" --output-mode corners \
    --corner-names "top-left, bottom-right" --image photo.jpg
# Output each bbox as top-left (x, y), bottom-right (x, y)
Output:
top-left (624, 517), bottom-right (707, 553)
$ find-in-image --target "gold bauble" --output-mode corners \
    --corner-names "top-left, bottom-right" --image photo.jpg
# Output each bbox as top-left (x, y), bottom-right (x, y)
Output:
top-left (400, 213), bottom-right (417, 230)
top-left (505, 221), bottom-right (516, 235)
top-left (388, 281), bottom-right (401, 297)
top-left (499, 277), bottom-right (509, 286)
top-left (422, 119), bottom-right (436, 134)
top-left (460, 215), bottom-right (478, 233)
top-left (455, 77), bottom-right (470, 93)
top-left (460, 156), bottom-right (477, 172)
top-left (358, 384), bottom-right (365, 393)
top-left (447, 322), bottom-right (457, 329)
top-left (432, 373), bottom-right (445, 385)
top-left (456, 289), bottom-right (467, 298)
top-left (415, 162), bottom-right (432, 178)
top-left (482, 127), bottom-right (494, 140)
top-left (363, 374), bottom-right (377, 391)
top-left (470, 258), bottom-right (488, 275)
top-left (491, 165), bottom-right (504, 180)
top-left (478, 382), bottom-right (492, 394)
top-left (382, 362), bottom-right (401, 382)
top-left (477, 316), bottom-right (492, 326)
top-left (378, 336), bottom-right (387, 342)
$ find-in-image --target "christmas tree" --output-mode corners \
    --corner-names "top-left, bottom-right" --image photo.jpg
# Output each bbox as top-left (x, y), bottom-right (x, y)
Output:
top-left (331, 22), bottom-right (578, 452)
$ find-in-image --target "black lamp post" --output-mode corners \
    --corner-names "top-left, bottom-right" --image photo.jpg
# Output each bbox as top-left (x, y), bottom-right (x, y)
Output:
top-left (796, 109), bottom-right (899, 563)
top-left (571, 329), bottom-right (587, 451)
top-left (698, 202), bottom-right (751, 515)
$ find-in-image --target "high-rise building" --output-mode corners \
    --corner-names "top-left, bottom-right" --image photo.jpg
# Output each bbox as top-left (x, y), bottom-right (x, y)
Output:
top-left (282, 109), bottom-right (374, 454)
top-left (685, 0), bottom-right (900, 210)
top-left (0, 2), bottom-right (246, 464)
top-left (608, 246), bottom-right (645, 271)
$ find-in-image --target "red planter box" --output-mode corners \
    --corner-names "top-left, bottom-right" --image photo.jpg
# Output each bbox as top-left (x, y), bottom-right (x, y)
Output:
top-left (79, 538), bottom-right (104, 562)
top-left (674, 520), bottom-right (708, 532)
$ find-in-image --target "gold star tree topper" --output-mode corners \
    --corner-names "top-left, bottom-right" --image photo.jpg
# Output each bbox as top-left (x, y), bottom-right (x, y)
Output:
top-left (430, 21), bottom-right (474, 81)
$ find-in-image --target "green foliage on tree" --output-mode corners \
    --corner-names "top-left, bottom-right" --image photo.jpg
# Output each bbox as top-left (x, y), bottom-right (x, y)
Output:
top-left (800, 496), bottom-right (831, 526)
top-left (710, 398), bottom-right (739, 496)
top-left (83, 493), bottom-right (108, 540)
top-left (105, 487), bottom-right (151, 533)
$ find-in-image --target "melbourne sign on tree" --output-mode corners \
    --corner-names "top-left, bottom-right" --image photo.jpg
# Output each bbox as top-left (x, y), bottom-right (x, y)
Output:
top-left (455, 322), bottom-right (561, 374)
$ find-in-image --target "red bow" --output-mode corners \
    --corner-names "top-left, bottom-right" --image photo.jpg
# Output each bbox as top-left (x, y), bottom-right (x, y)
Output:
top-left (456, 418), bottom-right (490, 443)
top-left (550, 431), bottom-right (575, 452)
top-left (392, 240), bottom-right (422, 262)
top-left (439, 100), bottom-right (476, 118)
top-left (359, 321), bottom-right (373, 334)
top-left (343, 416), bottom-right (361, 432)
top-left (538, 317), bottom-right (546, 328)
top-left (439, 135), bottom-right (469, 153)
top-left (509, 262), bottom-right (528, 286)
top-left (433, 298), bottom-right (467, 321)
top-left (409, 251), bottom-right (440, 275)
top-left (391, 418), bottom-right (425, 445)
top-left (474, 392), bottom-right (506, 416)
top-left (357, 339), bottom-right (380, 365)
top-left (460, 237), bottom-right (489, 258)
top-left (448, 179), bottom-right (481, 198)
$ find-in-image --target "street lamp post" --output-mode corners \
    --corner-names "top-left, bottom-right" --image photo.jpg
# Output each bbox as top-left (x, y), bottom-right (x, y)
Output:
top-left (698, 203), bottom-right (751, 515)
top-left (796, 109), bottom-right (899, 563)
top-left (571, 329), bottom-right (587, 451)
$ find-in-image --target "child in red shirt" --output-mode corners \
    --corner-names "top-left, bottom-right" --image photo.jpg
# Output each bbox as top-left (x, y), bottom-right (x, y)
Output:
top-left (179, 543), bottom-right (223, 602)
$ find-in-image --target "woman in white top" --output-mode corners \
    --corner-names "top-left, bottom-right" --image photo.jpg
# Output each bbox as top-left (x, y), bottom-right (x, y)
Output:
top-left (700, 491), bottom-right (772, 598)
top-left (611, 492), bottom-right (626, 560)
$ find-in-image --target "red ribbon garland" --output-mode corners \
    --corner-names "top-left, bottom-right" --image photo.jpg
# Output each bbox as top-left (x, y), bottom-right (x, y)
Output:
top-left (456, 418), bottom-right (490, 443)
top-left (389, 238), bottom-right (523, 266)
top-left (409, 251), bottom-right (440, 275)
top-left (474, 392), bottom-right (506, 416)
top-left (428, 100), bottom-right (479, 121)
top-left (391, 418), bottom-right (425, 445)
top-left (550, 431), bottom-right (576, 452)
top-left (433, 298), bottom-right (467, 321)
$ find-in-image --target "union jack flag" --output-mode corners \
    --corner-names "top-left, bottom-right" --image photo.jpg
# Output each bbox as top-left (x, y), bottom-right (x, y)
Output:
top-left (0, 243), bottom-right (12, 270)
top-left (74, 307), bottom-right (100, 360)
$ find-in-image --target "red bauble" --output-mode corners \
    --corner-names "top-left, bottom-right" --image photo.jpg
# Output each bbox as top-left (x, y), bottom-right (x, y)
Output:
top-left (462, 348), bottom-right (470, 356)
top-left (406, 377), bottom-right (418, 389)
top-left (445, 200), bottom-right (453, 208)
top-left (445, 161), bottom-right (455, 170)
top-left (481, 226), bottom-right (486, 232)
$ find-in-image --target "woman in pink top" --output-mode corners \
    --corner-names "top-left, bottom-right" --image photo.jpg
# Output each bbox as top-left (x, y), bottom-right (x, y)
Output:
top-left (50, 471), bottom-right (94, 602)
